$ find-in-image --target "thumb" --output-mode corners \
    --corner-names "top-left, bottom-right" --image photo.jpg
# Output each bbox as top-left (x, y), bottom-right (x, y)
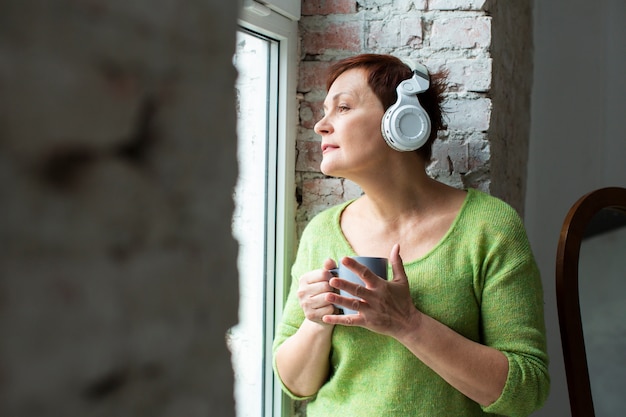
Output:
top-left (390, 243), bottom-right (407, 283)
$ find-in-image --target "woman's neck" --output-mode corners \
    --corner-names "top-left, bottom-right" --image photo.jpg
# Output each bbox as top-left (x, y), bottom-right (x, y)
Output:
top-left (350, 155), bottom-right (439, 220)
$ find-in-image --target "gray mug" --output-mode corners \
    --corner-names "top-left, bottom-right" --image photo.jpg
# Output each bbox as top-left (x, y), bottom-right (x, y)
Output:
top-left (329, 256), bottom-right (388, 315)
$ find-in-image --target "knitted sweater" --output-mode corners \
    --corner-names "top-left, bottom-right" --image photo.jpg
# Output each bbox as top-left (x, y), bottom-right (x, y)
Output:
top-left (273, 189), bottom-right (550, 417)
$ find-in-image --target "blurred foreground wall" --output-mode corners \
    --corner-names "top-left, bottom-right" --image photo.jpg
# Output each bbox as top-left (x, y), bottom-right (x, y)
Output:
top-left (0, 1), bottom-right (239, 416)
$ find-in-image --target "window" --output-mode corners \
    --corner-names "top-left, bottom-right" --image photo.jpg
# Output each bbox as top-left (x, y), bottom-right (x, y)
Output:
top-left (229, 2), bottom-right (298, 417)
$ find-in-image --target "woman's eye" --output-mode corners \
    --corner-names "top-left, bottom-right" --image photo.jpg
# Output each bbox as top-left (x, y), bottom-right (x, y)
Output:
top-left (338, 105), bottom-right (350, 112)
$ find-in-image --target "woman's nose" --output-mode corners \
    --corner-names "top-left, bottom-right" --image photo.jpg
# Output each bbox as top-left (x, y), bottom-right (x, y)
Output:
top-left (314, 114), bottom-right (332, 135)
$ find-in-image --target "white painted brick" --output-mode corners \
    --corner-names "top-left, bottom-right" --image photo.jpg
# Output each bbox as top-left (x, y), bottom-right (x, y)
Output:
top-left (368, 20), bottom-right (400, 49)
top-left (401, 17), bottom-right (424, 48)
top-left (430, 16), bottom-right (491, 50)
top-left (429, 0), bottom-right (487, 11)
top-left (445, 97), bottom-right (492, 131)
top-left (395, 0), bottom-right (428, 11)
top-left (431, 58), bottom-right (492, 92)
top-left (358, 0), bottom-right (395, 8)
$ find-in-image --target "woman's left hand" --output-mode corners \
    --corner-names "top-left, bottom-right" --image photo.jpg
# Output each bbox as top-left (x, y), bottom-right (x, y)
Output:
top-left (322, 243), bottom-right (421, 338)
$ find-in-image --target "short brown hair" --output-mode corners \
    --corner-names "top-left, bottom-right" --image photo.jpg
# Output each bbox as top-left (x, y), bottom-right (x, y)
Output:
top-left (325, 54), bottom-right (448, 160)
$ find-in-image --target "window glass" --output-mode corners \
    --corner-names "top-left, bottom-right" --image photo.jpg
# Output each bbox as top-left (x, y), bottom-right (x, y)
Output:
top-left (230, 28), bottom-right (277, 417)
top-left (229, 3), bottom-right (298, 416)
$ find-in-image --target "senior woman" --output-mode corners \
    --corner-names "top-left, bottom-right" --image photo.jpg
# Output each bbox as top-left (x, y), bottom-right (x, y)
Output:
top-left (272, 54), bottom-right (549, 417)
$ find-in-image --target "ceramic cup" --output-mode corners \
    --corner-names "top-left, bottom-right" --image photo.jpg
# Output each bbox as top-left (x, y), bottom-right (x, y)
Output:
top-left (329, 256), bottom-right (388, 315)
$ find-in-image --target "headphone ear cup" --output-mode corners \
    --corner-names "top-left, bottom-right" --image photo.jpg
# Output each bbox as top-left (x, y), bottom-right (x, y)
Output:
top-left (381, 102), bottom-right (431, 152)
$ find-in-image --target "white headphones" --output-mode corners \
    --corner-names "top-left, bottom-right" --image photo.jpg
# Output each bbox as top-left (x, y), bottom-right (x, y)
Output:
top-left (381, 63), bottom-right (431, 152)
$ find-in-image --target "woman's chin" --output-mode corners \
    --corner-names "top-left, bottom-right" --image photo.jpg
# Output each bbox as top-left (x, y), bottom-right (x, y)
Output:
top-left (319, 160), bottom-right (334, 176)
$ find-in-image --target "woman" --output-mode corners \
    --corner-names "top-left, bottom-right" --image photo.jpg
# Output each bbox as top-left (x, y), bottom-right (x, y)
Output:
top-left (273, 54), bottom-right (549, 417)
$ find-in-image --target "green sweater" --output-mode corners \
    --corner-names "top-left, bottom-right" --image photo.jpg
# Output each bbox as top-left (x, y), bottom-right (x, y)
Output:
top-left (273, 189), bottom-right (550, 417)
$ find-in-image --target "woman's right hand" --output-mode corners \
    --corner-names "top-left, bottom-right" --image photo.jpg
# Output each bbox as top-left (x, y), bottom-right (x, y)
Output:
top-left (297, 258), bottom-right (338, 325)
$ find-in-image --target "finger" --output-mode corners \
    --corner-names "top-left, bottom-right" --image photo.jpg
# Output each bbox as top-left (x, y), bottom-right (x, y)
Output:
top-left (302, 292), bottom-right (338, 312)
top-left (322, 311), bottom-right (363, 326)
top-left (301, 272), bottom-right (327, 286)
top-left (341, 257), bottom-right (381, 287)
top-left (323, 258), bottom-right (337, 271)
top-left (304, 302), bottom-right (337, 323)
top-left (298, 279), bottom-right (334, 305)
top-left (325, 288), bottom-right (364, 306)
top-left (390, 243), bottom-right (408, 283)
top-left (328, 276), bottom-right (368, 299)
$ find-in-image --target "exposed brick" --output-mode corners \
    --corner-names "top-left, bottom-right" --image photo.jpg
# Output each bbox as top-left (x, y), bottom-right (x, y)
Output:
top-left (302, 0), bottom-right (357, 16)
top-left (299, 101), bottom-right (314, 128)
top-left (298, 176), bottom-right (362, 227)
top-left (299, 61), bottom-right (332, 93)
top-left (298, 125), bottom-right (322, 142)
top-left (302, 177), bottom-right (345, 217)
top-left (296, 140), bottom-right (322, 172)
top-left (430, 16), bottom-right (491, 50)
top-left (301, 19), bottom-right (362, 55)
top-left (299, 99), bottom-right (324, 130)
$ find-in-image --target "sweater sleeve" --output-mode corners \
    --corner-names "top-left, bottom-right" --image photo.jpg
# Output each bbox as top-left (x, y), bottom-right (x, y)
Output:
top-left (271, 224), bottom-right (313, 400)
top-left (271, 206), bottom-right (341, 400)
top-left (476, 205), bottom-right (550, 416)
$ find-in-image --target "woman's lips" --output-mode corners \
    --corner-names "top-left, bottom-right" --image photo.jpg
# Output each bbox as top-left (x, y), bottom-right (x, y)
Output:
top-left (321, 143), bottom-right (338, 154)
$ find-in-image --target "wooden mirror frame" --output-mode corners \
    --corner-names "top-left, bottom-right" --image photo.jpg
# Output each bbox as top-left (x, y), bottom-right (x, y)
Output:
top-left (556, 186), bottom-right (626, 417)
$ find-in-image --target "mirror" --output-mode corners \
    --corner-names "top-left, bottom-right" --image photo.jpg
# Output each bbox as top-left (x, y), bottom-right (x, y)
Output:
top-left (578, 208), bottom-right (626, 417)
top-left (556, 187), bottom-right (626, 417)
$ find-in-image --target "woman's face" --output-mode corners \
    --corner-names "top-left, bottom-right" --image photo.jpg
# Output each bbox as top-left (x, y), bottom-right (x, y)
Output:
top-left (315, 68), bottom-right (389, 179)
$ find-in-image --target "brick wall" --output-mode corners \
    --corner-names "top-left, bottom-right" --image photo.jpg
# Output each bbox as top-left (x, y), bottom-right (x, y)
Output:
top-left (295, 0), bottom-right (532, 235)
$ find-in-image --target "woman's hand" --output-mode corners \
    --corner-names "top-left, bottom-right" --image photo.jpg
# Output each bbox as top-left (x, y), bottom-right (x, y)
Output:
top-left (322, 244), bottom-right (422, 338)
top-left (297, 258), bottom-right (339, 326)
top-left (275, 258), bottom-right (339, 396)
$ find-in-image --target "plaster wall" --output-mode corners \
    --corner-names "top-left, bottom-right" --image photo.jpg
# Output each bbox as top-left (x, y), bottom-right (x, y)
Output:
top-left (0, 1), bottom-right (240, 415)
top-left (527, 0), bottom-right (626, 415)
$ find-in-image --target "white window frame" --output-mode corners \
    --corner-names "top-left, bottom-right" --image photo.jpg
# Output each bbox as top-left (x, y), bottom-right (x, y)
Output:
top-left (236, 2), bottom-right (298, 416)
top-left (243, 0), bottom-right (300, 21)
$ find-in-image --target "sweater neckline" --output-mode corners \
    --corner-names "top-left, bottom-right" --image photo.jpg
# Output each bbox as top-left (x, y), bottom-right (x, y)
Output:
top-left (332, 188), bottom-right (475, 266)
